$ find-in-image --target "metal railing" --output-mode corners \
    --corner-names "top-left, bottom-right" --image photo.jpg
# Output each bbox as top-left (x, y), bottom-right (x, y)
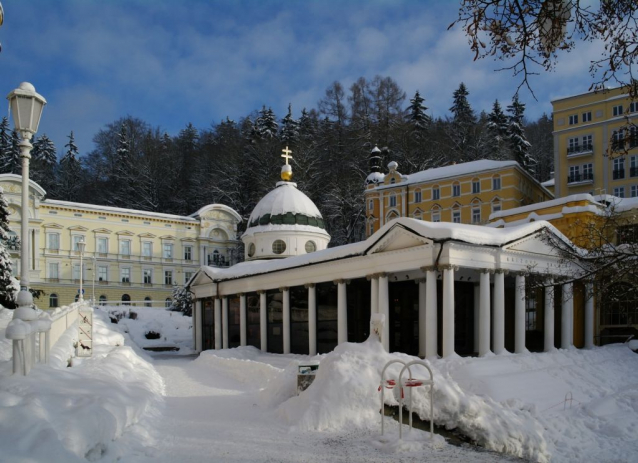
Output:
top-left (567, 172), bottom-right (594, 183)
top-left (566, 144), bottom-right (593, 156)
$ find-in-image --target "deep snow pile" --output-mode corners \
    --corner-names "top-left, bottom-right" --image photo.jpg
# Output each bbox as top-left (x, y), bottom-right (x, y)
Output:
top-left (107, 306), bottom-right (194, 353)
top-left (0, 307), bottom-right (164, 462)
top-left (199, 339), bottom-right (638, 463)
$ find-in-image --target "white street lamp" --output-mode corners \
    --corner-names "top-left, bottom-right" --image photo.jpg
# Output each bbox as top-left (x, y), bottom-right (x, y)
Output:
top-left (77, 238), bottom-right (86, 303)
top-left (6, 82), bottom-right (47, 321)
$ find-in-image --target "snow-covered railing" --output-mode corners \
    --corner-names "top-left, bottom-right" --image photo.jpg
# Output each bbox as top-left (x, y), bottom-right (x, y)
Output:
top-left (5, 303), bottom-right (82, 375)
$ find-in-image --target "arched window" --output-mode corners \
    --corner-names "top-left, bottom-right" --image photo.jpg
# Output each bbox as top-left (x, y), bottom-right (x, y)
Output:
top-left (492, 198), bottom-right (502, 214)
top-left (413, 209), bottom-right (422, 220)
top-left (386, 211), bottom-right (399, 222)
top-left (122, 294), bottom-right (131, 306)
top-left (165, 298), bottom-right (172, 308)
top-left (431, 205), bottom-right (441, 223)
top-left (49, 293), bottom-right (59, 308)
top-left (452, 204), bottom-right (461, 223)
top-left (144, 297), bottom-right (152, 307)
top-left (471, 200), bottom-right (482, 224)
top-left (99, 295), bottom-right (107, 306)
top-left (452, 181), bottom-right (461, 197)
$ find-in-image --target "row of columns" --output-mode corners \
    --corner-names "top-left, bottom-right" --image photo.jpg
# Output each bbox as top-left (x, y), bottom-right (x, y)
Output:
top-left (203, 273), bottom-right (595, 357)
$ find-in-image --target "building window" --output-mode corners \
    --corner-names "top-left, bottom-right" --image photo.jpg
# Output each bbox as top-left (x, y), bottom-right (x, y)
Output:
top-left (143, 269), bottom-right (152, 284)
top-left (97, 237), bottom-right (108, 254)
top-left (305, 241), bottom-right (316, 253)
top-left (368, 199), bottom-right (374, 210)
top-left (49, 293), bottom-right (59, 308)
top-left (48, 262), bottom-right (59, 280)
top-left (583, 163), bottom-right (593, 180)
top-left (165, 298), bottom-right (172, 308)
top-left (272, 240), bottom-right (286, 255)
top-left (164, 270), bottom-right (173, 285)
top-left (99, 295), bottom-right (107, 306)
top-left (568, 136), bottom-right (579, 154)
top-left (414, 190), bottom-right (422, 203)
top-left (613, 158), bottom-right (625, 179)
top-left (472, 204), bottom-right (481, 224)
top-left (184, 272), bottom-right (193, 284)
top-left (631, 127), bottom-right (638, 148)
top-left (472, 179), bottom-right (480, 194)
top-left (614, 187), bottom-right (625, 198)
top-left (568, 114), bottom-right (578, 125)
top-left (631, 185), bottom-right (638, 198)
top-left (613, 104), bottom-right (623, 117)
top-left (432, 186), bottom-right (440, 200)
top-left (568, 165), bottom-right (580, 183)
top-left (431, 207), bottom-right (441, 223)
top-left (452, 208), bottom-right (461, 223)
top-left (144, 297), bottom-right (152, 307)
top-left (247, 242), bottom-right (256, 257)
top-left (72, 235), bottom-right (84, 251)
top-left (122, 294), bottom-right (131, 306)
top-left (184, 245), bottom-right (192, 261)
top-left (389, 195), bottom-right (397, 207)
top-left (582, 111), bottom-right (592, 122)
top-left (73, 264), bottom-right (81, 281)
top-left (582, 134), bottom-right (593, 151)
top-left (414, 210), bottom-right (422, 220)
top-left (631, 156), bottom-right (638, 177)
top-left (612, 130), bottom-right (625, 151)
top-left (492, 176), bottom-right (501, 190)
top-left (98, 266), bottom-right (108, 282)
top-left (526, 290), bottom-right (537, 331)
top-left (121, 268), bottom-right (131, 283)
top-left (492, 200), bottom-right (502, 214)
top-left (452, 182), bottom-right (460, 197)
top-left (630, 102), bottom-right (638, 113)
top-left (142, 241), bottom-right (152, 257)
top-left (47, 233), bottom-right (60, 251)
top-left (163, 243), bottom-right (173, 259)
top-left (120, 239), bottom-right (131, 256)
top-left (369, 223), bottom-right (374, 235)
top-left (390, 178), bottom-right (396, 184)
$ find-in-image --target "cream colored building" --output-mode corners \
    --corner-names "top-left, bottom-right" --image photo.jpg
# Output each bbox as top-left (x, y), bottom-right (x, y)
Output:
top-left (0, 174), bottom-right (241, 308)
top-left (552, 87), bottom-right (638, 198)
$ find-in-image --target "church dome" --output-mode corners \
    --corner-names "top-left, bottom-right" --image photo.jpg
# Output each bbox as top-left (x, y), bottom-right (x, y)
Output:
top-left (241, 149), bottom-right (331, 261)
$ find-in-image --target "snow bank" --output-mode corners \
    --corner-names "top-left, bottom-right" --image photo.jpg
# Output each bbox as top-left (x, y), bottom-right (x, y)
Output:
top-left (0, 307), bottom-right (164, 462)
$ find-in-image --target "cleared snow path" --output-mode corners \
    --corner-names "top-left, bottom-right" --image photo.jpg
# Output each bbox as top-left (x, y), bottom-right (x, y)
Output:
top-left (130, 354), bottom-right (522, 463)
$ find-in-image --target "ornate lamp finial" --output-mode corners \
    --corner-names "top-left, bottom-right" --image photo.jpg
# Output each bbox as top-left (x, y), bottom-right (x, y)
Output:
top-left (281, 146), bottom-right (293, 181)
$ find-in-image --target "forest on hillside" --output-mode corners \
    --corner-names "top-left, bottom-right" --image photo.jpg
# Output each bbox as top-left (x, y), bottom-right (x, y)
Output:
top-left (0, 77), bottom-right (553, 246)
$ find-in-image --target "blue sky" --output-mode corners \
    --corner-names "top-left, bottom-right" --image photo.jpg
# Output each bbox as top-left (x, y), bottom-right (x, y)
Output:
top-left (0, 0), bottom-right (603, 156)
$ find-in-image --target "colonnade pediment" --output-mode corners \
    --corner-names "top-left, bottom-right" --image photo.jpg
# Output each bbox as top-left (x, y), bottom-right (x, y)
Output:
top-left (366, 224), bottom-right (432, 254)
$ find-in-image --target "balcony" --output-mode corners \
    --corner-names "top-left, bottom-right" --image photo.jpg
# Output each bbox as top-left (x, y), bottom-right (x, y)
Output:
top-left (613, 169), bottom-right (625, 180)
top-left (566, 144), bottom-right (593, 157)
top-left (567, 172), bottom-right (594, 184)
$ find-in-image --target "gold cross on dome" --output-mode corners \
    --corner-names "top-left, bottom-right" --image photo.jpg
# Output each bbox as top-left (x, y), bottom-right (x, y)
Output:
top-left (281, 146), bottom-right (293, 165)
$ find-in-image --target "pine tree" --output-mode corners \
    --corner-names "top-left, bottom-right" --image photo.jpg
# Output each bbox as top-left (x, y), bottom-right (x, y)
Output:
top-left (0, 117), bottom-right (11, 174)
top-left (280, 104), bottom-right (299, 146)
top-left (448, 82), bottom-right (477, 161)
top-left (487, 100), bottom-right (510, 159)
top-left (256, 106), bottom-right (279, 139)
top-left (0, 186), bottom-right (17, 309)
top-left (58, 131), bottom-right (83, 201)
top-left (407, 90), bottom-right (431, 137)
top-left (2, 130), bottom-right (22, 174)
top-left (31, 134), bottom-right (58, 193)
top-left (507, 96), bottom-right (534, 173)
top-left (170, 285), bottom-right (193, 316)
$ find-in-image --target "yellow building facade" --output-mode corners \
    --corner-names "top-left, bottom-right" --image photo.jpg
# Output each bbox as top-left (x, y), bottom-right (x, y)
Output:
top-left (552, 87), bottom-right (638, 199)
top-left (364, 159), bottom-right (552, 237)
top-left (0, 174), bottom-right (241, 308)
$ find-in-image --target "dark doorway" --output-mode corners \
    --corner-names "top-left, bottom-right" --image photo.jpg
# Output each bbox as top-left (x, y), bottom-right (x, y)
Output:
top-left (228, 297), bottom-right (240, 348)
top-left (389, 280), bottom-right (419, 355)
top-left (246, 292), bottom-right (261, 348)
top-left (202, 299), bottom-right (214, 350)
top-left (347, 278), bottom-right (371, 343)
top-left (453, 281), bottom-right (475, 356)
top-left (316, 282), bottom-right (338, 354)
top-left (291, 286), bottom-right (309, 354)
top-left (267, 290), bottom-right (283, 354)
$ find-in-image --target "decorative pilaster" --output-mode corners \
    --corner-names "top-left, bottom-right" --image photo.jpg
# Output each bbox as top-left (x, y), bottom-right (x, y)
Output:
top-left (305, 284), bottom-right (317, 355)
top-left (442, 265), bottom-right (457, 358)
top-left (514, 273), bottom-right (526, 354)
top-left (544, 279), bottom-right (555, 352)
top-left (493, 269), bottom-right (506, 355)
top-left (222, 297), bottom-right (229, 349)
top-left (368, 274), bottom-right (379, 315)
top-left (239, 293), bottom-right (247, 347)
top-left (214, 298), bottom-right (222, 350)
top-left (257, 290), bottom-right (267, 352)
top-left (479, 269), bottom-right (492, 357)
top-left (281, 287), bottom-right (290, 354)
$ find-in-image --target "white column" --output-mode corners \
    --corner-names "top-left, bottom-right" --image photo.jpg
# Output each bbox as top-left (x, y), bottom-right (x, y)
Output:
top-left (239, 294), bottom-right (247, 347)
top-left (214, 298), bottom-right (221, 350)
top-left (544, 280), bottom-right (555, 352)
top-left (442, 266), bottom-right (455, 358)
top-left (418, 279), bottom-right (427, 358)
top-left (282, 287), bottom-right (290, 354)
top-left (584, 282), bottom-right (594, 349)
top-left (425, 269), bottom-right (438, 359)
top-left (195, 300), bottom-right (202, 352)
top-left (370, 276), bottom-right (379, 314)
top-left (337, 280), bottom-right (348, 345)
top-left (561, 282), bottom-right (573, 349)
top-left (514, 274), bottom-right (526, 354)
top-left (222, 297), bottom-right (229, 349)
top-left (378, 273), bottom-right (390, 351)
top-left (493, 270), bottom-right (506, 355)
top-left (259, 291), bottom-right (267, 352)
top-left (479, 270), bottom-right (491, 357)
top-left (307, 284), bottom-right (317, 356)
top-left (473, 283), bottom-right (480, 354)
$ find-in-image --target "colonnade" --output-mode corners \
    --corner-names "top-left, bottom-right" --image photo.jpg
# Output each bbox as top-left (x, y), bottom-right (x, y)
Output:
top-left (199, 269), bottom-right (595, 357)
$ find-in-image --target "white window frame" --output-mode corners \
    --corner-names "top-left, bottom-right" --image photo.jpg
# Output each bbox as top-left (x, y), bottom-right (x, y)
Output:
top-left (97, 237), bottom-right (108, 254)
top-left (389, 195), bottom-right (397, 207)
top-left (98, 266), bottom-right (108, 282)
top-left (614, 187), bottom-right (625, 198)
top-left (48, 262), bottom-right (59, 279)
top-left (472, 179), bottom-right (480, 194)
top-left (613, 105), bottom-right (623, 117)
top-left (143, 268), bottom-right (153, 284)
top-left (120, 239), bottom-right (131, 256)
top-left (47, 233), bottom-right (60, 251)
top-left (72, 235), bottom-right (84, 252)
top-left (492, 176), bottom-right (501, 190)
top-left (163, 243), bottom-right (173, 259)
top-left (121, 267), bottom-right (131, 283)
top-left (583, 163), bottom-right (593, 180)
top-left (452, 183), bottom-right (460, 197)
top-left (184, 245), bottom-right (193, 261)
top-left (432, 186), bottom-right (440, 200)
top-left (142, 241), bottom-right (152, 257)
top-left (164, 270), bottom-right (173, 286)
top-left (569, 114), bottom-right (578, 125)
top-left (582, 111), bottom-right (592, 122)
top-left (73, 263), bottom-right (81, 281)
top-left (184, 272), bottom-right (193, 285)
top-left (472, 205), bottom-right (481, 224)
top-left (452, 209), bottom-right (461, 223)
top-left (414, 190), bottom-right (422, 203)
top-left (492, 200), bottom-right (502, 214)
top-left (631, 185), bottom-right (638, 198)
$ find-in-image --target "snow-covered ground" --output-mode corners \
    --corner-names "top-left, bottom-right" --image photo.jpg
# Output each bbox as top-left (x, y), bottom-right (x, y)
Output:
top-left (1, 305), bottom-right (637, 462)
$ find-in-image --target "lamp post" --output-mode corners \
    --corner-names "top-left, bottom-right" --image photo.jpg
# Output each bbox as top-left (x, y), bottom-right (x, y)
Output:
top-left (6, 82), bottom-right (46, 321)
top-left (77, 238), bottom-right (86, 303)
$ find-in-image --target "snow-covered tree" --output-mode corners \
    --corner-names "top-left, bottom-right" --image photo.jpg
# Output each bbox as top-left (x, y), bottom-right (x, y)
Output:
top-left (170, 285), bottom-right (193, 316)
top-left (58, 131), bottom-right (83, 201)
top-left (0, 117), bottom-right (11, 174)
top-left (406, 90), bottom-right (431, 137)
top-left (31, 134), bottom-right (58, 193)
top-left (507, 96), bottom-right (534, 173)
top-left (280, 104), bottom-right (299, 146)
top-left (448, 83), bottom-right (477, 161)
top-left (0, 186), bottom-right (17, 309)
top-left (0, 129), bottom-right (22, 175)
top-left (487, 100), bottom-right (510, 160)
top-left (256, 106), bottom-right (278, 140)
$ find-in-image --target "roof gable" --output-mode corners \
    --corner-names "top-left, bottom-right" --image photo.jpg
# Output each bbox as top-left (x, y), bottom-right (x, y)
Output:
top-left (366, 223), bottom-right (432, 254)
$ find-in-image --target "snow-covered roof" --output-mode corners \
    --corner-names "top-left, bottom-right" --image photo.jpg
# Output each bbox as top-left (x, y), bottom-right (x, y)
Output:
top-left (44, 199), bottom-right (198, 222)
top-left (244, 181), bottom-right (325, 232)
top-left (203, 217), bottom-right (564, 282)
top-left (370, 160), bottom-right (522, 191)
top-left (541, 178), bottom-right (555, 187)
top-left (365, 172), bottom-right (385, 185)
